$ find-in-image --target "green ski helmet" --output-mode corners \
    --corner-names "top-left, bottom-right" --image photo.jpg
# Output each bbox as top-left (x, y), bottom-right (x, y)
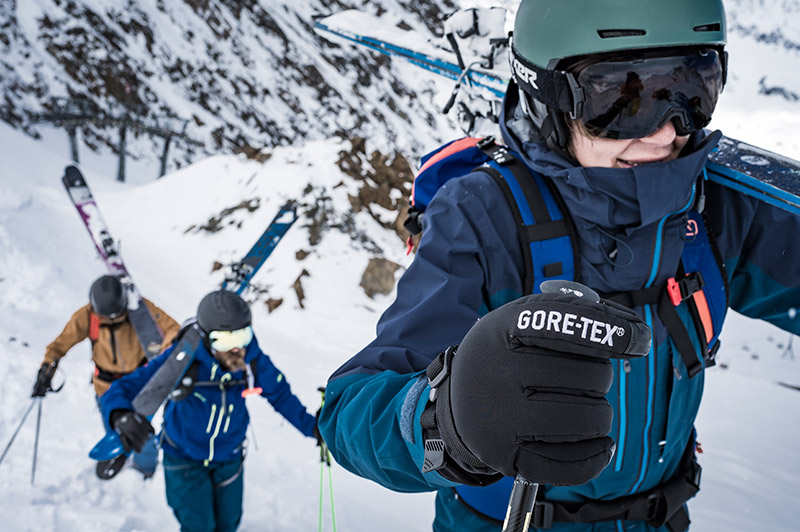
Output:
top-left (510, 0), bottom-right (727, 153)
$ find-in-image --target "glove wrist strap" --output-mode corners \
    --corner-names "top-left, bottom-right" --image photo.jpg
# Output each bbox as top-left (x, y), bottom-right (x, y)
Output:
top-left (421, 347), bottom-right (502, 486)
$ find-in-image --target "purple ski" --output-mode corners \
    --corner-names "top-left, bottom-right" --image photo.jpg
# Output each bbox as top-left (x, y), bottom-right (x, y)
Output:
top-left (62, 165), bottom-right (164, 358)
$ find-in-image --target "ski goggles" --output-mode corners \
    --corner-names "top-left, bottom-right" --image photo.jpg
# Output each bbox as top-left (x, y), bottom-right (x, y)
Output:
top-left (208, 326), bottom-right (254, 352)
top-left (512, 47), bottom-right (725, 139)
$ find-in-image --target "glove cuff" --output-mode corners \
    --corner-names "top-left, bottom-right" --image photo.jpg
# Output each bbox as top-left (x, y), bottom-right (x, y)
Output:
top-left (421, 347), bottom-right (502, 486)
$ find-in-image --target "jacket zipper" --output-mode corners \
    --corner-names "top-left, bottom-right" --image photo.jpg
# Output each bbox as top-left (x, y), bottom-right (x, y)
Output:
top-left (109, 325), bottom-right (119, 367)
top-left (623, 187), bottom-right (696, 493)
top-left (615, 186), bottom-right (696, 484)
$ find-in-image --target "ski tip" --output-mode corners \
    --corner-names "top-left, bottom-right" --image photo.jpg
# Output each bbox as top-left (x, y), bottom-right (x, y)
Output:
top-left (63, 165), bottom-right (86, 187)
top-left (280, 199), bottom-right (299, 213)
top-left (89, 431), bottom-right (126, 461)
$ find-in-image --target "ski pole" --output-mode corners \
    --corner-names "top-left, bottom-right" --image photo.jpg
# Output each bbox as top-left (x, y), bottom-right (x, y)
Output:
top-left (0, 399), bottom-right (37, 468)
top-left (318, 452), bottom-right (325, 532)
top-left (317, 387), bottom-right (337, 532)
top-left (326, 449), bottom-right (337, 532)
top-left (318, 442), bottom-right (337, 532)
top-left (502, 476), bottom-right (539, 532)
top-left (31, 397), bottom-right (43, 485)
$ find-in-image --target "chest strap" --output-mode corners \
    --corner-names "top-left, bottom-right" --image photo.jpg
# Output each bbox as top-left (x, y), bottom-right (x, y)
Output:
top-left (169, 360), bottom-right (261, 402)
top-left (605, 265), bottom-right (718, 378)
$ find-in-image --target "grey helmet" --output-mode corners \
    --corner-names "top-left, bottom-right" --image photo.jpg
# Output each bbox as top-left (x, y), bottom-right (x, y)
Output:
top-left (89, 275), bottom-right (127, 318)
top-left (196, 290), bottom-right (251, 334)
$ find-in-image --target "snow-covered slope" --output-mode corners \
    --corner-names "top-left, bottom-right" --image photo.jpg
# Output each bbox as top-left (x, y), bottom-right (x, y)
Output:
top-left (1, 0), bottom-right (799, 531)
top-left (0, 118), bottom-right (438, 531)
top-left (1, 127), bottom-right (799, 531)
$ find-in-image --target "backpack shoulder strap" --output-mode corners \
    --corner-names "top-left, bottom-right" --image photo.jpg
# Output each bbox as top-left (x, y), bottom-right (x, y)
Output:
top-left (475, 139), bottom-right (579, 295)
top-left (606, 206), bottom-right (729, 378)
top-left (242, 359), bottom-right (263, 397)
top-left (89, 312), bottom-right (100, 342)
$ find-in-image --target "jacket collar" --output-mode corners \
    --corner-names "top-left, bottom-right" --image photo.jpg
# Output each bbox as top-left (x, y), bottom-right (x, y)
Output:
top-left (500, 93), bottom-right (721, 231)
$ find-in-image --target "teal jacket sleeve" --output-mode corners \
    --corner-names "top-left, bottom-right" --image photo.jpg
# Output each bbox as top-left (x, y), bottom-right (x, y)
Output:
top-left (321, 371), bottom-right (458, 492)
top-left (319, 171), bottom-right (520, 493)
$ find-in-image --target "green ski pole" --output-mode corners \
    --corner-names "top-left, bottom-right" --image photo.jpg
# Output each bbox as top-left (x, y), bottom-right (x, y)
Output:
top-left (317, 387), bottom-right (337, 532)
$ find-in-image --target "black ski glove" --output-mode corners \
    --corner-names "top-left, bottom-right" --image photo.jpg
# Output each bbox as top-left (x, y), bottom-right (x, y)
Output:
top-left (110, 410), bottom-right (154, 453)
top-left (313, 408), bottom-right (325, 448)
top-left (421, 281), bottom-right (651, 487)
top-left (31, 362), bottom-right (56, 397)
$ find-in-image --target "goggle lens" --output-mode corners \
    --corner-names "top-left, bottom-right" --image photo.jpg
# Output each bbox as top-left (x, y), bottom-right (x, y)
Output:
top-left (209, 326), bottom-right (253, 352)
top-left (576, 50), bottom-right (723, 139)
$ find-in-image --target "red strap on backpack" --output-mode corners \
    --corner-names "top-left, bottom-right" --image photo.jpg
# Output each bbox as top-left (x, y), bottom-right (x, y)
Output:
top-left (89, 313), bottom-right (100, 342)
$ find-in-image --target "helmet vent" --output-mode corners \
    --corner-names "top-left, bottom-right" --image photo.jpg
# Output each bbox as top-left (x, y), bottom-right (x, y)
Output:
top-left (597, 29), bottom-right (646, 39)
top-left (693, 23), bottom-right (721, 32)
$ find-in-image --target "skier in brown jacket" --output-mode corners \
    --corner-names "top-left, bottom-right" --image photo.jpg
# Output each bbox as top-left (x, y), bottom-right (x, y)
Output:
top-left (32, 274), bottom-right (180, 479)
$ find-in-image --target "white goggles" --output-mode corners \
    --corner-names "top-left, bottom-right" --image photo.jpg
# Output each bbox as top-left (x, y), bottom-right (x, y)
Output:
top-left (209, 326), bottom-right (253, 352)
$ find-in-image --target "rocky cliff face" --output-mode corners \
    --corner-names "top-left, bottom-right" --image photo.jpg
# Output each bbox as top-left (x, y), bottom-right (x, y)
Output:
top-left (1, 0), bottom-right (459, 171)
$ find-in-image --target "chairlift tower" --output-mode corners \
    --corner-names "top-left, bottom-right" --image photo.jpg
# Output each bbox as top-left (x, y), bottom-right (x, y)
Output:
top-left (30, 97), bottom-right (203, 182)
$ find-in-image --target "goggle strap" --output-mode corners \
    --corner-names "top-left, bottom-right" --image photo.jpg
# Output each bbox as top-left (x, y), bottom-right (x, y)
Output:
top-left (511, 47), bottom-right (575, 114)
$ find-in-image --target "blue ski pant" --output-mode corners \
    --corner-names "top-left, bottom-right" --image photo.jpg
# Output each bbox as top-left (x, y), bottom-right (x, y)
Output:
top-left (96, 396), bottom-right (158, 476)
top-left (163, 453), bottom-right (245, 532)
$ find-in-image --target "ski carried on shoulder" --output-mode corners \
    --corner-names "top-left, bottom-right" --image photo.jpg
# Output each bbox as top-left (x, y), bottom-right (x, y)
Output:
top-left (62, 165), bottom-right (165, 357)
top-left (89, 201), bottom-right (300, 462)
top-left (707, 137), bottom-right (800, 216)
top-left (221, 199), bottom-right (299, 294)
top-left (315, 9), bottom-right (800, 217)
top-left (314, 10), bottom-right (507, 99)
top-left (89, 322), bottom-right (202, 462)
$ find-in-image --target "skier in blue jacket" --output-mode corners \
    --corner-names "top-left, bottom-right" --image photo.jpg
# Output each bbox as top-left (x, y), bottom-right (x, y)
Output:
top-left (319, 1), bottom-right (800, 531)
top-left (101, 290), bottom-right (318, 532)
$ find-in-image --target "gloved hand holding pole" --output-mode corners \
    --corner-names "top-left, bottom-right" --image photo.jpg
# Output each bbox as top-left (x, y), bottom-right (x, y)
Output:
top-left (420, 280), bottom-right (651, 531)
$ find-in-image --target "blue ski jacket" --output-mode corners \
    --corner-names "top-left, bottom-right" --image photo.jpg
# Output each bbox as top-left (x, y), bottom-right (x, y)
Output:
top-left (319, 104), bottom-right (800, 529)
top-left (102, 334), bottom-right (316, 463)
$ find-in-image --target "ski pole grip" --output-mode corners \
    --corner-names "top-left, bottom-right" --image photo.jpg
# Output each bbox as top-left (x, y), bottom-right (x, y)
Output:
top-left (502, 476), bottom-right (539, 532)
top-left (442, 88), bottom-right (459, 115)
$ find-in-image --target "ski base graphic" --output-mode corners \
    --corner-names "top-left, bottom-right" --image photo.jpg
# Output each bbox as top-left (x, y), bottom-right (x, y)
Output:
top-left (63, 166), bottom-right (165, 357)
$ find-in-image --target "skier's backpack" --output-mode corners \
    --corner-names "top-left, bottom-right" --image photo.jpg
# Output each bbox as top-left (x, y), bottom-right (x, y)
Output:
top-left (403, 136), bottom-right (727, 377)
top-left (403, 136), bottom-right (579, 295)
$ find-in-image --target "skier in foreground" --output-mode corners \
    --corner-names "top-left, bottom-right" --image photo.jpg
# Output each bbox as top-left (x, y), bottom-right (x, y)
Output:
top-left (319, 0), bottom-right (800, 530)
top-left (100, 289), bottom-right (319, 532)
top-left (33, 274), bottom-right (179, 479)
